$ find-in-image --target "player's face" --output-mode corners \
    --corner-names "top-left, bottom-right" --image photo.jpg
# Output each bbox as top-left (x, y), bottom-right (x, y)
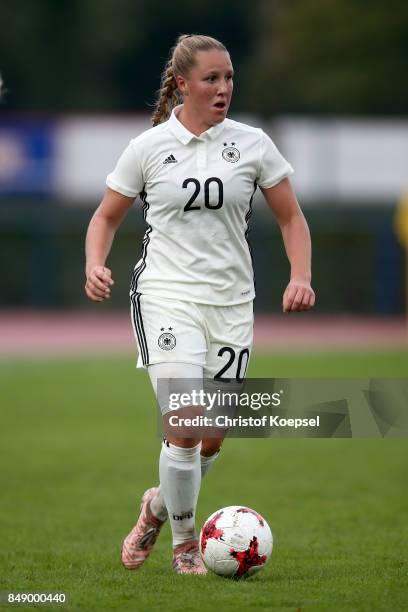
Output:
top-left (181, 50), bottom-right (234, 126)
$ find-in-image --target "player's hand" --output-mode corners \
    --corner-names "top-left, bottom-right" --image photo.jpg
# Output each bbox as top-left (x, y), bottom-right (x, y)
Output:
top-left (282, 279), bottom-right (315, 313)
top-left (85, 265), bottom-right (114, 302)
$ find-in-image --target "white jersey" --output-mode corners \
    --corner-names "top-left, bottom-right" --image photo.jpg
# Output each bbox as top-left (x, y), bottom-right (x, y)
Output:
top-left (106, 105), bottom-right (294, 305)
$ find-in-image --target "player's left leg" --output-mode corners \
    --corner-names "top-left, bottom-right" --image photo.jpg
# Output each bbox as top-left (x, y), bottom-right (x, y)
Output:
top-left (198, 299), bottom-right (254, 467)
top-left (164, 300), bottom-right (253, 572)
top-left (202, 300), bottom-right (253, 387)
top-left (121, 486), bottom-right (166, 570)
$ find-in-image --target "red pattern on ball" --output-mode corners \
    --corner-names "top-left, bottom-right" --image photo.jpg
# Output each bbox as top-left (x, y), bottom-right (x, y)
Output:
top-left (230, 536), bottom-right (267, 577)
top-left (201, 511), bottom-right (224, 552)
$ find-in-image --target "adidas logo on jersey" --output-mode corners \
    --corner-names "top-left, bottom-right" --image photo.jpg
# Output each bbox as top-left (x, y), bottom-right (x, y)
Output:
top-left (163, 154), bottom-right (178, 164)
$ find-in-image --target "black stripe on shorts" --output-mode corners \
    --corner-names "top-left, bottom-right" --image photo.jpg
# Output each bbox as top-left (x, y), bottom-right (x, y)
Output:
top-left (131, 292), bottom-right (149, 366)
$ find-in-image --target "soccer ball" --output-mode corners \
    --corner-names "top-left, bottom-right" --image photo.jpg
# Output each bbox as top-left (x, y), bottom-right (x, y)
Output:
top-left (199, 506), bottom-right (273, 578)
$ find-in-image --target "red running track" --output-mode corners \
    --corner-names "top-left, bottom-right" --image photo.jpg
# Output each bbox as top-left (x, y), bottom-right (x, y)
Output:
top-left (0, 310), bottom-right (407, 357)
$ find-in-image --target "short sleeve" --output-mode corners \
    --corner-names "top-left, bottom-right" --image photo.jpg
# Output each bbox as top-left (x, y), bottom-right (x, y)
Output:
top-left (257, 131), bottom-right (294, 189)
top-left (106, 140), bottom-right (144, 197)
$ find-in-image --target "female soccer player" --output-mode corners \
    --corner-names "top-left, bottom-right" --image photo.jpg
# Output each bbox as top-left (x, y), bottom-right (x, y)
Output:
top-left (85, 34), bottom-right (315, 574)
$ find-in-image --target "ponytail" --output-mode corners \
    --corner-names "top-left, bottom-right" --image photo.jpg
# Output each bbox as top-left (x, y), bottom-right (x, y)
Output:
top-left (151, 57), bottom-right (180, 127)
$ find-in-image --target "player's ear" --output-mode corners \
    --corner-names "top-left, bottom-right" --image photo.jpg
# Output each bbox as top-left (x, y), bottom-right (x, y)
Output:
top-left (175, 74), bottom-right (189, 97)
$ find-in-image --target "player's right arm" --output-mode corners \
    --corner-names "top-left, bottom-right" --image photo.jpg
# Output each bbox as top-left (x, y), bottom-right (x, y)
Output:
top-left (85, 187), bottom-right (135, 302)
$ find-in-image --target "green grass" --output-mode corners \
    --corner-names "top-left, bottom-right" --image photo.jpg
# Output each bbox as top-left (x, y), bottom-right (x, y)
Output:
top-left (0, 351), bottom-right (407, 611)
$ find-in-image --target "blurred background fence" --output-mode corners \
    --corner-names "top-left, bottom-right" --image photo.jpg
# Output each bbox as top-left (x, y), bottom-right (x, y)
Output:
top-left (1, 0), bottom-right (407, 314)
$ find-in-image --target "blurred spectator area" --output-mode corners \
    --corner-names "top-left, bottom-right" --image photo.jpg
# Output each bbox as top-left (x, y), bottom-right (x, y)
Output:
top-left (0, 114), bottom-right (405, 313)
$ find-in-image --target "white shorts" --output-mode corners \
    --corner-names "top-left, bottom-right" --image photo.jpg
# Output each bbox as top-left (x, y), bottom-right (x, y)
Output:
top-left (130, 293), bottom-right (253, 380)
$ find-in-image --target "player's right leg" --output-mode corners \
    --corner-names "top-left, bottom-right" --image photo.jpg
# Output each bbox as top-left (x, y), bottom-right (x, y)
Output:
top-left (123, 295), bottom-right (209, 573)
top-left (150, 364), bottom-right (208, 574)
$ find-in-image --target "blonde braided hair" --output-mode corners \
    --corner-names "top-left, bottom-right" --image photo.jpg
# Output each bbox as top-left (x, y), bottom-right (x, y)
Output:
top-left (151, 34), bottom-right (227, 126)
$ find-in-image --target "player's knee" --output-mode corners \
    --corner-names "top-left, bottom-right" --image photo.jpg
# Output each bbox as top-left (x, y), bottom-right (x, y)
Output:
top-left (201, 437), bottom-right (224, 457)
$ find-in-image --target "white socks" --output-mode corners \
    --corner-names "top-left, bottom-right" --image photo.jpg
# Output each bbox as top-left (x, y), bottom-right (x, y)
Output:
top-left (151, 446), bottom-right (220, 524)
top-left (149, 487), bottom-right (170, 523)
top-left (158, 440), bottom-right (202, 547)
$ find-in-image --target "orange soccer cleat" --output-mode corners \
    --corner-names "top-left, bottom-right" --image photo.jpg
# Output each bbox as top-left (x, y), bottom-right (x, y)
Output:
top-left (121, 487), bottom-right (166, 570)
top-left (172, 539), bottom-right (208, 575)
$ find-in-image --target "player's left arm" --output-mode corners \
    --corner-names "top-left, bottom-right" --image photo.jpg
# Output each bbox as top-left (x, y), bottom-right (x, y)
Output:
top-left (261, 178), bottom-right (315, 313)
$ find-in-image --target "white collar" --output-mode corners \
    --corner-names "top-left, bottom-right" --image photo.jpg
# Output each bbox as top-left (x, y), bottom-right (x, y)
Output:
top-left (168, 104), bottom-right (226, 145)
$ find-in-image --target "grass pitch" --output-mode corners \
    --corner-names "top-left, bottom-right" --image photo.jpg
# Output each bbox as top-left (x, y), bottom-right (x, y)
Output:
top-left (1, 350), bottom-right (407, 611)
